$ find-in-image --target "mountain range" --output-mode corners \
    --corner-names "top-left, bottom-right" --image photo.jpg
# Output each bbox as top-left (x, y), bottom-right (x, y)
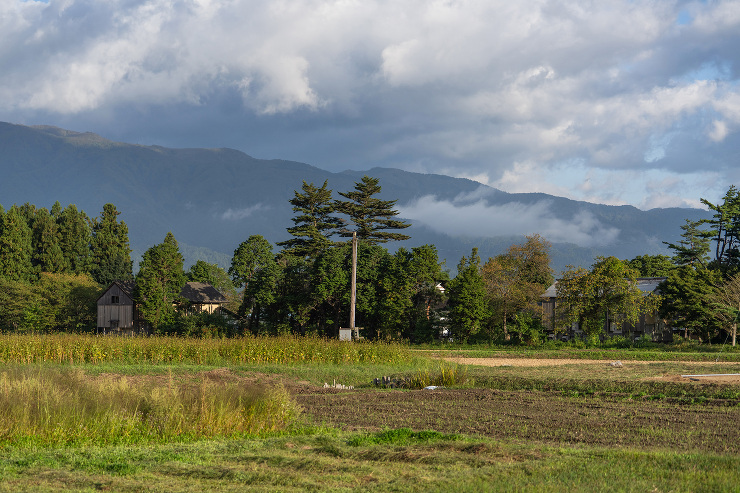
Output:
top-left (0, 121), bottom-right (710, 274)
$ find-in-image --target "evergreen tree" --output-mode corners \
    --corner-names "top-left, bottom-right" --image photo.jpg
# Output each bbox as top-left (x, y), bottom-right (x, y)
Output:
top-left (700, 185), bottom-right (740, 272)
top-left (57, 204), bottom-right (92, 275)
top-left (277, 180), bottom-right (342, 259)
top-left (664, 219), bottom-right (712, 267)
top-left (447, 248), bottom-right (489, 341)
top-left (659, 266), bottom-right (721, 342)
top-left (135, 232), bottom-right (186, 331)
top-left (90, 204), bottom-right (133, 285)
top-left (0, 205), bottom-right (34, 282)
top-left (30, 207), bottom-right (66, 274)
top-left (335, 175), bottom-right (411, 244)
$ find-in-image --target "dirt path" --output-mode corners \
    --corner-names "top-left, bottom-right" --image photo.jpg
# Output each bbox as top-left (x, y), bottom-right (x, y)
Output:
top-left (441, 357), bottom-right (740, 383)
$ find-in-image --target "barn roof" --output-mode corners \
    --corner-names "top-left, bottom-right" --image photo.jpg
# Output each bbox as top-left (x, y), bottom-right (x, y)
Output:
top-left (97, 280), bottom-right (136, 302)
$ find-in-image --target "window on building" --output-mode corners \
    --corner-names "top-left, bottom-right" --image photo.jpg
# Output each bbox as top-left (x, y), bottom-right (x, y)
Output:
top-left (111, 296), bottom-right (120, 304)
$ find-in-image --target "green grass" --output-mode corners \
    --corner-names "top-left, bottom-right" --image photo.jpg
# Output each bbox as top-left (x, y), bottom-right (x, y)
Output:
top-left (417, 339), bottom-right (740, 362)
top-left (0, 432), bottom-right (736, 492)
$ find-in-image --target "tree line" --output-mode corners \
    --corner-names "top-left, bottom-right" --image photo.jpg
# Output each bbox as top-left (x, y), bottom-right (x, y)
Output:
top-left (4, 177), bottom-right (740, 344)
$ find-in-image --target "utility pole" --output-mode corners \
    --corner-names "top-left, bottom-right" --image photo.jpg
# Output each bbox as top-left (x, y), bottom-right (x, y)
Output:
top-left (350, 231), bottom-right (358, 340)
top-left (340, 232), bottom-right (360, 341)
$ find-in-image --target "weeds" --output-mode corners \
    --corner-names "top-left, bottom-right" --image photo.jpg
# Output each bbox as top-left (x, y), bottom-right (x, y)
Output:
top-left (0, 366), bottom-right (301, 447)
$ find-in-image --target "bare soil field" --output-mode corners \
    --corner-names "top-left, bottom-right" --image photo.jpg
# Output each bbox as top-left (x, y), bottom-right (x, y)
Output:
top-left (293, 386), bottom-right (740, 454)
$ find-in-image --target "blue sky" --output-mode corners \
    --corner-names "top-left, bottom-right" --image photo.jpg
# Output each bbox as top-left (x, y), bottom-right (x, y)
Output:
top-left (2, 0), bottom-right (739, 219)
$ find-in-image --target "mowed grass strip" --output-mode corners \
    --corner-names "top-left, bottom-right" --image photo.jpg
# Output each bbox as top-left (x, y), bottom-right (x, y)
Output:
top-left (0, 433), bottom-right (736, 492)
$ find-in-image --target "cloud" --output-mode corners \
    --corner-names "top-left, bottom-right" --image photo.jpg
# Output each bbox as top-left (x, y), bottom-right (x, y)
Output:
top-left (398, 192), bottom-right (620, 248)
top-left (1, 0), bottom-right (739, 210)
top-left (218, 204), bottom-right (269, 221)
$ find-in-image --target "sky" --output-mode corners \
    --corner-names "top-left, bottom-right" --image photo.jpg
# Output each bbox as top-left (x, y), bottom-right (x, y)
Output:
top-left (2, 0), bottom-right (740, 214)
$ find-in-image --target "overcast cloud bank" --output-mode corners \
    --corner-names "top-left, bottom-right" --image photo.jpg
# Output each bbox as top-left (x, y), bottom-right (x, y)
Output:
top-left (398, 191), bottom-right (620, 248)
top-left (2, 0), bottom-right (739, 212)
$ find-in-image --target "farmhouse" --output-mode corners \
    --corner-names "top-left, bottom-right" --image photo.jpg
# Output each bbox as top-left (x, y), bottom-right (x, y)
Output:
top-left (540, 277), bottom-right (671, 342)
top-left (97, 281), bottom-right (228, 334)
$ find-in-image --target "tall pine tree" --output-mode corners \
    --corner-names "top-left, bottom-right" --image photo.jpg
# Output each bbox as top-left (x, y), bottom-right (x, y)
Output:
top-left (90, 203), bottom-right (133, 285)
top-left (57, 204), bottom-right (92, 275)
top-left (335, 176), bottom-right (411, 245)
top-left (135, 232), bottom-right (186, 331)
top-left (0, 205), bottom-right (34, 282)
top-left (277, 180), bottom-right (342, 259)
top-left (30, 207), bottom-right (66, 275)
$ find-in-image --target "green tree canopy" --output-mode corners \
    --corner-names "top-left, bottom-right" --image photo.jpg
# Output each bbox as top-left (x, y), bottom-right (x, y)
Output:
top-left (0, 205), bottom-right (34, 282)
top-left (277, 180), bottom-right (342, 259)
top-left (482, 235), bottom-right (553, 341)
top-left (135, 232), bottom-right (186, 331)
top-left (335, 175), bottom-right (411, 245)
top-left (624, 254), bottom-right (675, 277)
top-left (447, 248), bottom-right (489, 341)
top-left (90, 204), bottom-right (133, 285)
top-left (557, 256), bottom-right (658, 342)
top-left (659, 265), bottom-right (721, 342)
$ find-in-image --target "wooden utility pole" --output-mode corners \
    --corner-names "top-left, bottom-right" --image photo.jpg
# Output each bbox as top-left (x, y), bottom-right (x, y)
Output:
top-left (340, 232), bottom-right (360, 341)
top-left (350, 232), bottom-right (358, 339)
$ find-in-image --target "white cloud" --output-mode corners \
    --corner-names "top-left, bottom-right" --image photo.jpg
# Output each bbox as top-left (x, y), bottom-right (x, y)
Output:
top-left (398, 193), bottom-right (620, 248)
top-left (218, 204), bottom-right (269, 221)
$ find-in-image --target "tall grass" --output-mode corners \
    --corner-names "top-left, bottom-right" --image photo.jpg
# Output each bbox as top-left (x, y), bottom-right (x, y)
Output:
top-left (0, 333), bottom-right (412, 366)
top-left (0, 366), bottom-right (301, 447)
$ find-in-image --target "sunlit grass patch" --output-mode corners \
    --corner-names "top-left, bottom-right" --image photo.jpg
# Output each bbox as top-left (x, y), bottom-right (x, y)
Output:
top-left (0, 366), bottom-right (301, 447)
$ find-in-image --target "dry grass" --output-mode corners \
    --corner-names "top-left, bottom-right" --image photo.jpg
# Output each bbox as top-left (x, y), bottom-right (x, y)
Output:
top-left (0, 366), bottom-right (301, 447)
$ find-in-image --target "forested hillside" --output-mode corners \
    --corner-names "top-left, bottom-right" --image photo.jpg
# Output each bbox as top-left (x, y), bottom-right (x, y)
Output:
top-left (0, 121), bottom-right (709, 272)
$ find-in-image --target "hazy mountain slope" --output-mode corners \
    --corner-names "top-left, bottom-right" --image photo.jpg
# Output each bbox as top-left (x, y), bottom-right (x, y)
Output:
top-left (0, 122), bottom-right (708, 273)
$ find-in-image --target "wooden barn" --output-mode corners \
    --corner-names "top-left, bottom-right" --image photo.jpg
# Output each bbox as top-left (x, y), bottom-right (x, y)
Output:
top-left (96, 281), bottom-right (146, 335)
top-left (97, 281), bottom-right (228, 334)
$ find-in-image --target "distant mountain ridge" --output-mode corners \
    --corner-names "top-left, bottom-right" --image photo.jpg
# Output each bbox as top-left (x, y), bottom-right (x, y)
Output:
top-left (0, 121), bottom-right (709, 273)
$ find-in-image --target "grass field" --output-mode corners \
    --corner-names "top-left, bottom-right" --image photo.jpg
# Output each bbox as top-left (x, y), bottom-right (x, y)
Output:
top-left (1, 335), bottom-right (739, 491)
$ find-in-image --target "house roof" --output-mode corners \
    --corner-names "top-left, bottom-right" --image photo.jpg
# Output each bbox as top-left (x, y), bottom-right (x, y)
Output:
top-left (179, 282), bottom-right (228, 304)
top-left (541, 277), bottom-right (667, 299)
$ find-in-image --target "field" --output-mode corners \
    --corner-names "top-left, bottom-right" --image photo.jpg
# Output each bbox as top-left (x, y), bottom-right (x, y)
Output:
top-left (1, 335), bottom-right (740, 492)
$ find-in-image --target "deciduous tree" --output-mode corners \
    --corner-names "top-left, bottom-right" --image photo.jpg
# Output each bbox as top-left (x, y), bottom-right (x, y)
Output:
top-left (557, 256), bottom-right (657, 342)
